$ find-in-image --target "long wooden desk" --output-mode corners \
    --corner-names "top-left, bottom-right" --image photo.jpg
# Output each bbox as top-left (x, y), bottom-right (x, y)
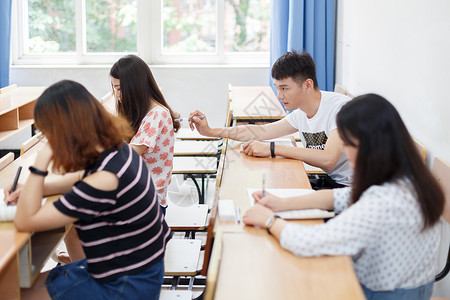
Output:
top-left (0, 86), bottom-right (46, 142)
top-left (229, 86), bottom-right (286, 124)
top-left (212, 145), bottom-right (365, 299)
top-left (0, 141), bottom-right (68, 299)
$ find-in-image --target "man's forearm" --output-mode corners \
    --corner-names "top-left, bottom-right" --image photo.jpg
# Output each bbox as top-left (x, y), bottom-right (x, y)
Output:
top-left (210, 125), bottom-right (273, 141)
top-left (274, 145), bottom-right (338, 171)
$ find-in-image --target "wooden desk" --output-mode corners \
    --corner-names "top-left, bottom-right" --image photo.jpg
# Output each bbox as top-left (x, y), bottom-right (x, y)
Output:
top-left (176, 128), bottom-right (221, 141)
top-left (219, 145), bottom-right (310, 217)
top-left (0, 141), bottom-right (68, 297)
top-left (212, 146), bottom-right (364, 299)
top-left (174, 140), bottom-right (220, 156)
top-left (229, 86), bottom-right (286, 123)
top-left (172, 156), bottom-right (218, 204)
top-left (214, 230), bottom-right (364, 300)
top-left (0, 86), bottom-right (46, 142)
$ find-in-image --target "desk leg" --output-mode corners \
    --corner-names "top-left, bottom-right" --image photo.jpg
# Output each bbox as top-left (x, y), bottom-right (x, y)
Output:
top-left (201, 175), bottom-right (205, 204)
top-left (0, 254), bottom-right (20, 300)
top-left (186, 174), bottom-right (203, 204)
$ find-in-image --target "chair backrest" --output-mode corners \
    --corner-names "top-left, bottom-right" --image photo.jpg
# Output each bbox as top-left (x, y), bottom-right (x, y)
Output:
top-left (432, 157), bottom-right (450, 223)
top-left (432, 157), bottom-right (450, 282)
top-left (0, 84), bottom-right (17, 94)
top-left (334, 83), bottom-right (347, 95)
top-left (200, 188), bottom-right (219, 276)
top-left (203, 226), bottom-right (223, 300)
top-left (20, 132), bottom-right (42, 156)
top-left (414, 138), bottom-right (427, 162)
top-left (0, 152), bottom-right (14, 171)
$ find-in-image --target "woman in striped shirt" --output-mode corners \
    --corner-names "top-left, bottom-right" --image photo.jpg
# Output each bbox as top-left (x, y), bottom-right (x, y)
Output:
top-left (14, 80), bottom-right (171, 300)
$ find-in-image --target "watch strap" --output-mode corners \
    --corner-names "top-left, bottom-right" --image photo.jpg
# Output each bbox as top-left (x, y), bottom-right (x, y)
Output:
top-left (270, 141), bottom-right (275, 158)
top-left (29, 166), bottom-right (49, 177)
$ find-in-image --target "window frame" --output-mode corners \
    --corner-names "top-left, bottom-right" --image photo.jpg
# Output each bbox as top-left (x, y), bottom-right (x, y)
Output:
top-left (11, 0), bottom-right (270, 66)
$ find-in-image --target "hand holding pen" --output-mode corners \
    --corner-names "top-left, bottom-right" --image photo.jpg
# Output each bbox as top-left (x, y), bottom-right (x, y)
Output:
top-left (5, 166), bottom-right (22, 206)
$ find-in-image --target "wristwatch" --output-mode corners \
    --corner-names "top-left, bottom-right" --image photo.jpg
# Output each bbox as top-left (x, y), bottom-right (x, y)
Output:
top-left (265, 214), bottom-right (277, 232)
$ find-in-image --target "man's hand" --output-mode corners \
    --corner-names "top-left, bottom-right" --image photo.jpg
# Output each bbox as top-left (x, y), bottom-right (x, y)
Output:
top-left (189, 110), bottom-right (212, 136)
top-left (242, 141), bottom-right (271, 157)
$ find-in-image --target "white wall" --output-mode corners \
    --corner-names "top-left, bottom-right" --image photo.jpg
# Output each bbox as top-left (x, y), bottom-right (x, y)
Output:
top-left (336, 0), bottom-right (450, 296)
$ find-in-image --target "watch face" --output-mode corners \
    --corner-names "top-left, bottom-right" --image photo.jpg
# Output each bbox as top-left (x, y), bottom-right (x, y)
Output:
top-left (265, 215), bottom-right (275, 229)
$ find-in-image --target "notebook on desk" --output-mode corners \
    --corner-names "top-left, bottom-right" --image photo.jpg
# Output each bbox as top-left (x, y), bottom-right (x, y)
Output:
top-left (246, 188), bottom-right (335, 220)
top-left (0, 189), bottom-right (47, 222)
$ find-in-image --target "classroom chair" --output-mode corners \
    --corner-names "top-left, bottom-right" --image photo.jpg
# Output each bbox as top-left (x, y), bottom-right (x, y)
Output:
top-left (164, 192), bottom-right (219, 291)
top-left (0, 152), bottom-right (14, 171)
top-left (413, 138), bottom-right (427, 162)
top-left (159, 290), bottom-right (193, 300)
top-left (0, 84), bottom-right (17, 94)
top-left (202, 226), bottom-right (223, 300)
top-left (334, 83), bottom-right (347, 95)
top-left (432, 157), bottom-right (450, 283)
top-left (20, 132), bottom-right (43, 156)
top-left (165, 204), bottom-right (209, 239)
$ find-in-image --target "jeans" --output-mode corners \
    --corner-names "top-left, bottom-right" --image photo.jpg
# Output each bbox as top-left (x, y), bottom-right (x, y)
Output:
top-left (46, 258), bottom-right (164, 300)
top-left (362, 281), bottom-right (434, 300)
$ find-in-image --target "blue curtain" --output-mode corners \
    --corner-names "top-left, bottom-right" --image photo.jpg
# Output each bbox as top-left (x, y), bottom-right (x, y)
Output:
top-left (0, 0), bottom-right (12, 88)
top-left (270, 0), bottom-right (336, 93)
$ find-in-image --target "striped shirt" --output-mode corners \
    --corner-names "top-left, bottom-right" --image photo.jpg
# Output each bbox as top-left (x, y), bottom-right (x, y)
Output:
top-left (54, 142), bottom-right (171, 282)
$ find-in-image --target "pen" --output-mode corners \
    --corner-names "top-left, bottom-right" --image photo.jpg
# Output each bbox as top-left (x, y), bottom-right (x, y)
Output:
top-left (174, 116), bottom-right (205, 122)
top-left (236, 206), bottom-right (241, 224)
top-left (262, 173), bottom-right (266, 198)
top-left (7, 166), bottom-right (22, 206)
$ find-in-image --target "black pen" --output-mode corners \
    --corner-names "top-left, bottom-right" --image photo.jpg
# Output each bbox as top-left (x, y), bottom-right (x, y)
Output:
top-left (7, 166), bottom-right (22, 206)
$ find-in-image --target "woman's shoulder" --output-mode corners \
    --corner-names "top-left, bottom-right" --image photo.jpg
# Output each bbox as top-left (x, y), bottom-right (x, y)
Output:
top-left (142, 105), bottom-right (171, 122)
top-left (360, 178), bottom-right (416, 206)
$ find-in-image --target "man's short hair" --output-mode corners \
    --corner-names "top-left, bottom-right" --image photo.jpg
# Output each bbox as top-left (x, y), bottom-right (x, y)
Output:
top-left (271, 50), bottom-right (319, 89)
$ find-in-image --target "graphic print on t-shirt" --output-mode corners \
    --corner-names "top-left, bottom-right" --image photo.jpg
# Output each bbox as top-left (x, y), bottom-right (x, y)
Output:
top-left (302, 131), bottom-right (328, 150)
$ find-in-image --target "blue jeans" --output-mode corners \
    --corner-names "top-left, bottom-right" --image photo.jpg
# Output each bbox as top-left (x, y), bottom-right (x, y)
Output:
top-left (46, 258), bottom-right (164, 300)
top-left (362, 282), bottom-right (434, 300)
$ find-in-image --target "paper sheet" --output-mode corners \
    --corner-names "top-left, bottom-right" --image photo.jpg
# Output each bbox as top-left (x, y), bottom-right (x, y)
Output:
top-left (0, 189), bottom-right (48, 222)
top-left (247, 188), bottom-right (335, 219)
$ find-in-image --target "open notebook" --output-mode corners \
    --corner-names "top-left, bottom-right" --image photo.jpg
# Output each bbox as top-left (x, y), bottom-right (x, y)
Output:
top-left (247, 188), bottom-right (335, 219)
top-left (0, 189), bottom-right (47, 222)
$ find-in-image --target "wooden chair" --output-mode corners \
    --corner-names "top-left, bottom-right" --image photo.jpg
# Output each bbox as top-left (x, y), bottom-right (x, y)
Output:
top-left (164, 190), bottom-right (219, 290)
top-left (0, 152), bottom-right (14, 171)
top-left (202, 226), bottom-right (223, 300)
top-left (20, 132), bottom-right (43, 156)
top-left (172, 156), bottom-right (217, 204)
top-left (334, 83), bottom-right (347, 95)
top-left (432, 157), bottom-right (450, 282)
top-left (413, 138), bottom-right (427, 162)
top-left (0, 84), bottom-right (17, 94)
top-left (159, 290), bottom-right (193, 300)
top-left (165, 204), bottom-right (209, 238)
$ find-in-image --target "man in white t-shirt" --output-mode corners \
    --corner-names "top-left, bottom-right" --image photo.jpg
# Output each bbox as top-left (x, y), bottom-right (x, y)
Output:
top-left (189, 51), bottom-right (353, 188)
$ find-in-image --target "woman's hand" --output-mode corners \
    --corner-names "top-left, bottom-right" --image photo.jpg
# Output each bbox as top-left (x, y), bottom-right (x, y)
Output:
top-left (3, 184), bottom-right (22, 206)
top-left (34, 143), bottom-right (53, 171)
top-left (242, 203), bottom-right (274, 227)
top-left (252, 191), bottom-right (287, 212)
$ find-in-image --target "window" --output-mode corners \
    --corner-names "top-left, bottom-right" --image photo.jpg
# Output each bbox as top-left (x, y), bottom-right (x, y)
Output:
top-left (12, 0), bottom-right (270, 65)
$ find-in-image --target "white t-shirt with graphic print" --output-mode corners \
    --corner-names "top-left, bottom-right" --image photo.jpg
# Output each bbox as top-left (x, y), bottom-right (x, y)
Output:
top-left (285, 90), bottom-right (352, 185)
top-left (130, 105), bottom-right (174, 205)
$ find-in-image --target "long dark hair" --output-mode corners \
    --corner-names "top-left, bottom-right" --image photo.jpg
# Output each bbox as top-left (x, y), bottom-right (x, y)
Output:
top-left (110, 55), bottom-right (180, 134)
top-left (34, 80), bottom-right (133, 173)
top-left (337, 94), bottom-right (444, 230)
